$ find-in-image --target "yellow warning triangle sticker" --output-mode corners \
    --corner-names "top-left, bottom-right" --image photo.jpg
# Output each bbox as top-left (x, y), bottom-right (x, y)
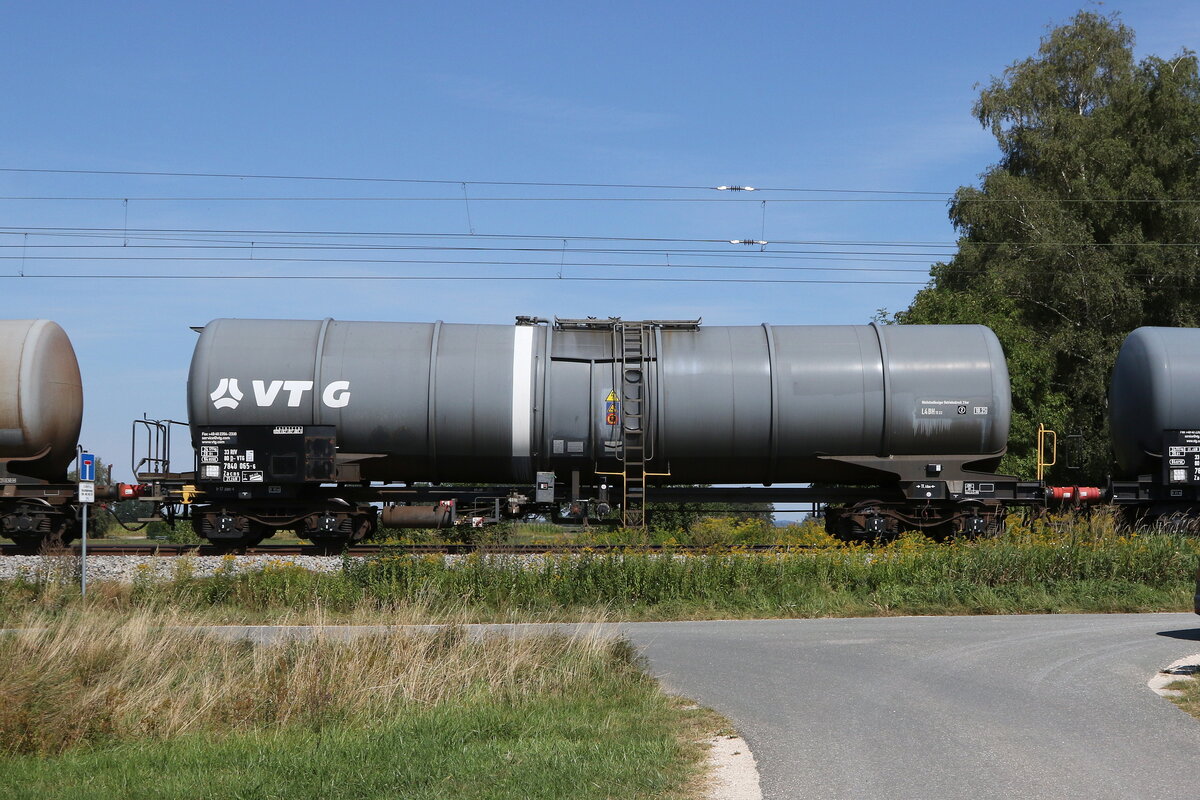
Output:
top-left (606, 390), bottom-right (618, 402)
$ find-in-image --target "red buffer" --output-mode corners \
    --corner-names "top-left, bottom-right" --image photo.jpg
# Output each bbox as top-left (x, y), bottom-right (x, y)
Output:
top-left (114, 483), bottom-right (152, 500)
top-left (1047, 486), bottom-right (1103, 504)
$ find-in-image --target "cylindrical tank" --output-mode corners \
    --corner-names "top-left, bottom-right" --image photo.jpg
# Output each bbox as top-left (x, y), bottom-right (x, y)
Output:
top-left (1109, 327), bottom-right (1200, 476)
top-left (188, 318), bottom-right (1010, 485)
top-left (0, 320), bottom-right (84, 481)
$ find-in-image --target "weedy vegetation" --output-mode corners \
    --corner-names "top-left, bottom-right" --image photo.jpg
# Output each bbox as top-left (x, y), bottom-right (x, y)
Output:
top-left (0, 609), bottom-right (712, 799)
top-left (1165, 674), bottom-right (1200, 723)
top-left (1, 511), bottom-right (1193, 623)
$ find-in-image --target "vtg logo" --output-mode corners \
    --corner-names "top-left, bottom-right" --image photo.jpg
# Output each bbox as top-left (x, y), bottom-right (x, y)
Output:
top-left (209, 379), bottom-right (352, 410)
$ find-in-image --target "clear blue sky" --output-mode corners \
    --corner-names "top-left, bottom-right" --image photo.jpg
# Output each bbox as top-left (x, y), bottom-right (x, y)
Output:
top-left (3, 0), bottom-right (1195, 477)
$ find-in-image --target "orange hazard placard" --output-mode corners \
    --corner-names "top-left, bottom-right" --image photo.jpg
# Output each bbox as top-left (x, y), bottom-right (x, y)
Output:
top-left (604, 394), bottom-right (620, 425)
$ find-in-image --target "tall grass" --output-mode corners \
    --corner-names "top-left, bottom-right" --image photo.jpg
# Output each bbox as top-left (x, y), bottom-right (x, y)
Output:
top-left (0, 609), bottom-right (637, 756)
top-left (0, 609), bottom-right (711, 800)
top-left (1, 512), bottom-right (1194, 621)
top-left (343, 512), bottom-right (1199, 615)
top-left (1165, 675), bottom-right (1200, 722)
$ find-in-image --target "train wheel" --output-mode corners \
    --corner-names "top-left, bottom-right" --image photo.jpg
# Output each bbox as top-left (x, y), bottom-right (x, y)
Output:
top-left (193, 510), bottom-right (266, 548)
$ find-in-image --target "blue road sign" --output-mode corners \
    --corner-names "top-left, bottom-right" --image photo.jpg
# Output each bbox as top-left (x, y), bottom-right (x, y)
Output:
top-left (79, 453), bottom-right (96, 482)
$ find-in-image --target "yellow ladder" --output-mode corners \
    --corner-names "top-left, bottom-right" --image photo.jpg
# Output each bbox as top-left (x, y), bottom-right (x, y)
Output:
top-left (1036, 423), bottom-right (1057, 481)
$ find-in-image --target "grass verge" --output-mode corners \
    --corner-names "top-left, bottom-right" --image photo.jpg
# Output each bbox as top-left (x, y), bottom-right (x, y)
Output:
top-left (0, 610), bottom-right (713, 800)
top-left (3, 513), bottom-right (1195, 623)
top-left (1166, 674), bottom-right (1200, 723)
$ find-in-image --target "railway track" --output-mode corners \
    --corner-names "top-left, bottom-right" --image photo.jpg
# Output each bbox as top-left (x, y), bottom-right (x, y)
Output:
top-left (0, 542), bottom-right (818, 557)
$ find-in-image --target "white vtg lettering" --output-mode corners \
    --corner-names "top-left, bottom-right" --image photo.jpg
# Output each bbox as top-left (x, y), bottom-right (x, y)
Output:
top-left (211, 378), bottom-right (352, 409)
top-left (322, 380), bottom-right (351, 408)
top-left (252, 380), bottom-right (315, 407)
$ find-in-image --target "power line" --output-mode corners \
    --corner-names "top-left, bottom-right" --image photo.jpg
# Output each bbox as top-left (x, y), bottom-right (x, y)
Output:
top-left (0, 246), bottom-right (944, 259)
top-left (1, 225), bottom-right (1195, 248)
top-left (0, 195), bottom-right (951, 202)
top-left (0, 245), bottom-right (939, 264)
top-left (0, 254), bottom-right (931, 272)
top-left (0, 272), bottom-right (929, 285)
top-left (0, 225), bottom-right (959, 247)
top-left (6, 238), bottom-right (1196, 253)
top-left (0, 166), bottom-right (951, 195)
top-left (0, 229), bottom-right (956, 252)
top-left (2, 168), bottom-right (1197, 202)
top-left (0, 229), bottom-right (958, 248)
top-left (2, 194), bottom-right (1198, 203)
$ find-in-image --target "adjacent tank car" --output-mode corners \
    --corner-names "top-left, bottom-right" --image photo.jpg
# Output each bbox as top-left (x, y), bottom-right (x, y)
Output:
top-left (1108, 326), bottom-right (1200, 524)
top-left (0, 320), bottom-right (84, 547)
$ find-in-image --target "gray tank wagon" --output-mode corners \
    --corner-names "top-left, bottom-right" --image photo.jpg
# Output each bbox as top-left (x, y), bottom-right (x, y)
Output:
top-left (0, 319), bottom-right (84, 546)
top-left (1108, 326), bottom-right (1200, 520)
top-left (186, 316), bottom-right (1027, 544)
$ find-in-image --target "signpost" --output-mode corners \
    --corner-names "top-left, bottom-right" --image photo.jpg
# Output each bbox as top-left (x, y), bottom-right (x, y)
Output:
top-left (77, 451), bottom-right (95, 598)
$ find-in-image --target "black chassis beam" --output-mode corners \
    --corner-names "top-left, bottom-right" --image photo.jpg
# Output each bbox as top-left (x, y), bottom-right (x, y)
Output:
top-left (376, 484), bottom-right (895, 505)
top-left (185, 481), bottom-right (1047, 510)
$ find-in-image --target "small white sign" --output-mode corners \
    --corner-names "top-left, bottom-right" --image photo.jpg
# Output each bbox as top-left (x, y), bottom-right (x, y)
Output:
top-left (78, 481), bottom-right (95, 504)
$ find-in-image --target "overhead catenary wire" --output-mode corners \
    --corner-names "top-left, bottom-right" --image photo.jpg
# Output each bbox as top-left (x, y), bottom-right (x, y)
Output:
top-left (0, 273), bottom-right (929, 285)
top-left (5, 169), bottom-right (1187, 291)
top-left (0, 254), bottom-right (934, 271)
top-left (0, 241), bottom-right (1187, 262)
top-left (0, 166), bottom-right (953, 194)
top-left (0, 247), bottom-right (945, 260)
top-left (0, 225), bottom-right (957, 247)
top-left (0, 225), bottom-right (1193, 248)
top-left (0, 167), bottom-right (1194, 202)
top-left (0, 194), bottom-right (1197, 203)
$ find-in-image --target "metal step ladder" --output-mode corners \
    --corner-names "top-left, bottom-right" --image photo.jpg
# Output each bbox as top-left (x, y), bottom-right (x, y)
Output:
top-left (555, 316), bottom-right (698, 529)
top-left (617, 322), bottom-right (648, 528)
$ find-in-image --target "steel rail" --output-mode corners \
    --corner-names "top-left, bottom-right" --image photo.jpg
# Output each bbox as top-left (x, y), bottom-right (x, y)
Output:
top-left (0, 542), bottom-right (823, 557)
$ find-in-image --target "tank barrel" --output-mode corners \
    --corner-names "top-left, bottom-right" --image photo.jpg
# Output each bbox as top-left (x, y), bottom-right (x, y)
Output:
top-left (187, 317), bottom-right (1012, 487)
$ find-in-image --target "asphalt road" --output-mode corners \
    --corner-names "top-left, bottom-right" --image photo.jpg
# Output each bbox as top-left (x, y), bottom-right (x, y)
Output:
top-left (618, 614), bottom-right (1200, 800)
top-left (213, 613), bottom-right (1200, 799)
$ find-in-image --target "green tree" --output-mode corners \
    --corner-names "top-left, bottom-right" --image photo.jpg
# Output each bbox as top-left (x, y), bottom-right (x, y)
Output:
top-left (898, 10), bottom-right (1200, 481)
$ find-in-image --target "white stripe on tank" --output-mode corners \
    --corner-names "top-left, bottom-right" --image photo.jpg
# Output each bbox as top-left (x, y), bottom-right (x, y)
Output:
top-left (511, 325), bottom-right (534, 457)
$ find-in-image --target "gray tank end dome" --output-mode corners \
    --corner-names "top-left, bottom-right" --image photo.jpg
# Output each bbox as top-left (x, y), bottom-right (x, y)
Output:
top-left (1109, 327), bottom-right (1200, 476)
top-left (0, 320), bottom-right (84, 480)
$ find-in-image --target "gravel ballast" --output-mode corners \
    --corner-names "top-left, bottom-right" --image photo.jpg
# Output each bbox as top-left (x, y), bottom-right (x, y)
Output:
top-left (0, 554), bottom-right (356, 583)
